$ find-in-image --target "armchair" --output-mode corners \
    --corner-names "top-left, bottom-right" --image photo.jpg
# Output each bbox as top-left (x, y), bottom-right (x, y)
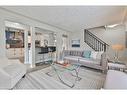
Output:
top-left (0, 58), bottom-right (26, 89)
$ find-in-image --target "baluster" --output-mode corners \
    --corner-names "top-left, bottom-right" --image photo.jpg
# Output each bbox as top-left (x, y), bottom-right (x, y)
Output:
top-left (95, 40), bottom-right (97, 51)
top-left (93, 37), bottom-right (95, 49)
top-left (104, 43), bottom-right (106, 52)
top-left (88, 33), bottom-right (90, 44)
top-left (102, 43), bottom-right (104, 51)
top-left (85, 30), bottom-right (87, 42)
top-left (100, 42), bottom-right (102, 51)
top-left (91, 34), bottom-right (94, 49)
top-left (100, 43), bottom-right (102, 51)
top-left (95, 39), bottom-right (97, 50)
top-left (99, 42), bottom-right (102, 51)
top-left (88, 34), bottom-right (91, 47)
top-left (84, 30), bottom-right (86, 42)
top-left (85, 31), bottom-right (87, 43)
top-left (98, 41), bottom-right (100, 51)
top-left (100, 43), bottom-right (101, 51)
top-left (102, 44), bottom-right (104, 51)
top-left (84, 29), bottom-right (109, 52)
top-left (86, 32), bottom-right (88, 43)
top-left (90, 33), bottom-right (93, 48)
top-left (95, 39), bottom-right (96, 51)
top-left (92, 36), bottom-right (94, 49)
top-left (90, 34), bottom-right (92, 47)
top-left (103, 44), bottom-right (105, 51)
top-left (93, 38), bottom-right (96, 50)
top-left (101, 44), bottom-right (104, 51)
top-left (86, 31), bottom-right (88, 43)
top-left (96, 38), bottom-right (99, 51)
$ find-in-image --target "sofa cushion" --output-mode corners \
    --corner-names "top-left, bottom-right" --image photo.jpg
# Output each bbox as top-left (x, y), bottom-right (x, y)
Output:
top-left (104, 70), bottom-right (127, 89)
top-left (69, 50), bottom-right (83, 56)
top-left (79, 58), bottom-right (101, 65)
top-left (82, 50), bottom-right (91, 58)
top-left (63, 50), bottom-right (70, 56)
top-left (64, 56), bottom-right (79, 62)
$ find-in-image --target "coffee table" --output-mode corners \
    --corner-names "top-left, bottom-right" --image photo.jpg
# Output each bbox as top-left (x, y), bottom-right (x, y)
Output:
top-left (46, 61), bottom-right (81, 88)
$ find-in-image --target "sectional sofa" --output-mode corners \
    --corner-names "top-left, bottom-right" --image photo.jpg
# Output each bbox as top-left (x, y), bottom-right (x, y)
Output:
top-left (63, 50), bottom-right (108, 72)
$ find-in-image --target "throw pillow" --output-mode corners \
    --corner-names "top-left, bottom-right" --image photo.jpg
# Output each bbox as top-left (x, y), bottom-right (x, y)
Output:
top-left (82, 50), bottom-right (91, 58)
top-left (96, 51), bottom-right (104, 59)
top-left (90, 51), bottom-right (98, 59)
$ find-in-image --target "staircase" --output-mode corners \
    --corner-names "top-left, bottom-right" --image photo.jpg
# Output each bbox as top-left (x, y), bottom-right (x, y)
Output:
top-left (84, 29), bottom-right (109, 52)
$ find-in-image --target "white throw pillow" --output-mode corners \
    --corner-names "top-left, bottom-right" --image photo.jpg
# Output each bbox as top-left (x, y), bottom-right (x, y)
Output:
top-left (90, 51), bottom-right (98, 59)
top-left (96, 51), bottom-right (104, 59)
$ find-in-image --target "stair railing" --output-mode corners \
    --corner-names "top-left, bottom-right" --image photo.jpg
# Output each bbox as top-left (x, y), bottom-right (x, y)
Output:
top-left (84, 29), bottom-right (109, 52)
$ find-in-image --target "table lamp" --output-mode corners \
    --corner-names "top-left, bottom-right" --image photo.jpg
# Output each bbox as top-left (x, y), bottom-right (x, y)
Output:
top-left (112, 44), bottom-right (124, 62)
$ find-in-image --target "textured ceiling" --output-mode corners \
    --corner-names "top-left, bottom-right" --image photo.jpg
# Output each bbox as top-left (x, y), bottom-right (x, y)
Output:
top-left (2, 6), bottom-right (125, 32)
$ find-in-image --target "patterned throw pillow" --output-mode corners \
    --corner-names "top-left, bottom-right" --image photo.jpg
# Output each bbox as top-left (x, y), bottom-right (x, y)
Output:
top-left (90, 51), bottom-right (104, 59)
top-left (90, 51), bottom-right (98, 59)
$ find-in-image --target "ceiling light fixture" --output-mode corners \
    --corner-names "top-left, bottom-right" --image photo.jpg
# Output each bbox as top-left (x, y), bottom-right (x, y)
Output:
top-left (105, 24), bottom-right (119, 28)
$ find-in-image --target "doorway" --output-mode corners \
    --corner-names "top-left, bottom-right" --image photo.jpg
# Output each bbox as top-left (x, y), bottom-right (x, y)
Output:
top-left (5, 20), bottom-right (29, 63)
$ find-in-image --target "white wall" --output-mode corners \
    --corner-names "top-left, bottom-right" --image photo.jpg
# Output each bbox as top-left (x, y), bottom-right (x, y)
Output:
top-left (89, 25), bottom-right (126, 59)
top-left (89, 25), bottom-right (125, 46)
top-left (0, 8), bottom-right (68, 63)
top-left (68, 24), bottom-right (127, 59)
top-left (69, 24), bottom-right (127, 58)
top-left (0, 18), bottom-right (6, 58)
top-left (68, 30), bottom-right (93, 51)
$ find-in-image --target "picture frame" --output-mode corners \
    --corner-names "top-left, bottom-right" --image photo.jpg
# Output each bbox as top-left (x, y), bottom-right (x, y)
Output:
top-left (71, 39), bottom-right (80, 47)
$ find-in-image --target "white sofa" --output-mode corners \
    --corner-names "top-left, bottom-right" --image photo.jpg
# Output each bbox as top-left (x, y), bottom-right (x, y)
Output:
top-left (63, 50), bottom-right (108, 72)
top-left (104, 70), bottom-right (127, 89)
top-left (0, 58), bottom-right (26, 89)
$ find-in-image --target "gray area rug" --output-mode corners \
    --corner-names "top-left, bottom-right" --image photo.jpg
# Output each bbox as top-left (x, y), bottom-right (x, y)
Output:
top-left (27, 63), bottom-right (50, 73)
top-left (13, 66), bottom-right (106, 89)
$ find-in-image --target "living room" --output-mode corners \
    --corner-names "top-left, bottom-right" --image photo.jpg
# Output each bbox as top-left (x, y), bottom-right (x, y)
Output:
top-left (0, 4), bottom-right (127, 93)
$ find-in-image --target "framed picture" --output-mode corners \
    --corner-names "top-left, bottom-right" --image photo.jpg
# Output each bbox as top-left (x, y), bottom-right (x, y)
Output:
top-left (71, 39), bottom-right (80, 47)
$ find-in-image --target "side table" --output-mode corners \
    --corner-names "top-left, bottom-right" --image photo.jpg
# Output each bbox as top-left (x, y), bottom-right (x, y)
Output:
top-left (108, 62), bottom-right (127, 72)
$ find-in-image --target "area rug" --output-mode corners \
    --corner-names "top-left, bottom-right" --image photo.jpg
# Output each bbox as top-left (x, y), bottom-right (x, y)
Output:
top-left (13, 66), bottom-right (106, 89)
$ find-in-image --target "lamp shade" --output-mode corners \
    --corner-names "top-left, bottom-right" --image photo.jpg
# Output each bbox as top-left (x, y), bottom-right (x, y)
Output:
top-left (112, 44), bottom-right (124, 51)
